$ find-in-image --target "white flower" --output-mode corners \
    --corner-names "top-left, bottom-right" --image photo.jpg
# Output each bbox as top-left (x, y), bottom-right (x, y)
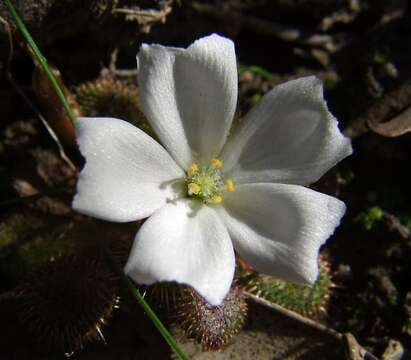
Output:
top-left (73, 34), bottom-right (352, 306)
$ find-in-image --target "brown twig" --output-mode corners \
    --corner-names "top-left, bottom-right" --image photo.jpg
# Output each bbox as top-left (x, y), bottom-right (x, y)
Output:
top-left (100, 48), bottom-right (139, 79)
top-left (112, 0), bottom-right (173, 33)
top-left (319, 0), bottom-right (361, 32)
top-left (246, 291), bottom-right (342, 340)
top-left (0, 16), bottom-right (14, 65)
top-left (246, 291), bottom-right (379, 359)
top-left (344, 333), bottom-right (379, 360)
top-left (383, 212), bottom-right (411, 240)
top-left (343, 78), bottom-right (411, 139)
top-left (368, 105), bottom-right (411, 138)
top-left (190, 2), bottom-right (344, 53)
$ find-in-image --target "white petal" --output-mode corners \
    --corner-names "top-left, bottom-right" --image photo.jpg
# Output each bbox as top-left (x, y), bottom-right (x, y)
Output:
top-left (73, 117), bottom-right (184, 222)
top-left (221, 76), bottom-right (352, 185)
top-left (137, 34), bottom-right (238, 169)
top-left (124, 199), bottom-right (235, 306)
top-left (217, 183), bottom-right (346, 284)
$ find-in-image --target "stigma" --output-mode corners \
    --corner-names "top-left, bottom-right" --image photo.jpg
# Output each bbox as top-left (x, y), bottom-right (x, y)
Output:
top-left (185, 159), bottom-right (235, 204)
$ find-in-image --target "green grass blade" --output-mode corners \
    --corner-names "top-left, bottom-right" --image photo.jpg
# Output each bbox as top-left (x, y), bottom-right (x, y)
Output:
top-left (103, 244), bottom-right (188, 360)
top-left (3, 0), bottom-right (76, 124)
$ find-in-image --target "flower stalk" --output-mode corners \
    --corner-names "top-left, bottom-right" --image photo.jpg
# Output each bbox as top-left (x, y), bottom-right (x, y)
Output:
top-left (103, 244), bottom-right (189, 360)
top-left (3, 1), bottom-right (187, 358)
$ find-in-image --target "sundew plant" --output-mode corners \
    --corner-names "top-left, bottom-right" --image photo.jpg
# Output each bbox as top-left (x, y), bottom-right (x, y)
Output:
top-left (2, 4), bottom-right (351, 356)
top-left (18, 1), bottom-right (411, 359)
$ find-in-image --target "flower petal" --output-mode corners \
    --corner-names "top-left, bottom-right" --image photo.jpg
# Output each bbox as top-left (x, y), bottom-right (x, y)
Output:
top-left (217, 183), bottom-right (346, 284)
top-left (137, 34), bottom-right (238, 169)
top-left (124, 199), bottom-right (235, 306)
top-left (73, 117), bottom-right (184, 222)
top-left (221, 76), bottom-right (352, 185)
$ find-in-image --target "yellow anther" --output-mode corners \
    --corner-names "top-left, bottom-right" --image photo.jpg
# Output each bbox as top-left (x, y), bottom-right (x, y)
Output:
top-left (209, 158), bottom-right (224, 168)
top-left (210, 195), bottom-right (223, 204)
top-left (188, 163), bottom-right (199, 176)
top-left (225, 178), bottom-right (235, 192)
top-left (187, 183), bottom-right (201, 195)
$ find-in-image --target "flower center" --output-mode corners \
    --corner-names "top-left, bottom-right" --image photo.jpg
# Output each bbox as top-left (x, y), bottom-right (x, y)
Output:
top-left (185, 159), bottom-right (235, 204)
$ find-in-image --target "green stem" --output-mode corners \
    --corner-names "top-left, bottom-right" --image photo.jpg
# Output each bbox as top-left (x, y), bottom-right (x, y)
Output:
top-left (103, 245), bottom-right (188, 360)
top-left (3, 0), bottom-right (76, 124)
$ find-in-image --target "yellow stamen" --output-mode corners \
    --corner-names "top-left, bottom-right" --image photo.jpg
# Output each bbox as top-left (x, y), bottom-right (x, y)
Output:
top-left (188, 183), bottom-right (201, 195)
top-left (188, 163), bottom-right (199, 176)
top-left (209, 158), bottom-right (223, 168)
top-left (210, 195), bottom-right (223, 204)
top-left (225, 178), bottom-right (235, 192)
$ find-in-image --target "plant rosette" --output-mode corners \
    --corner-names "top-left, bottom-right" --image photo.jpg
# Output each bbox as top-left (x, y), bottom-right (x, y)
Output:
top-left (73, 34), bottom-right (352, 306)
